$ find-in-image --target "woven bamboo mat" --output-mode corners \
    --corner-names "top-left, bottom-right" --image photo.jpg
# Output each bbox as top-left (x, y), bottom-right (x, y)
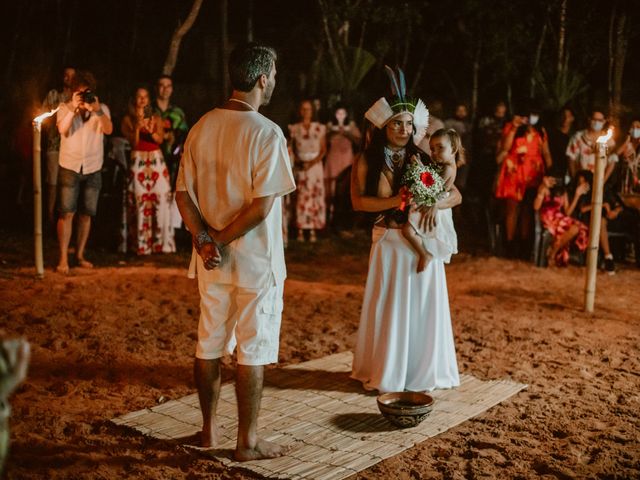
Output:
top-left (112, 352), bottom-right (526, 479)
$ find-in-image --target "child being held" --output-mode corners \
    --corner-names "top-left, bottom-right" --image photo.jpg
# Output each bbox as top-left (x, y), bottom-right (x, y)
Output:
top-left (402, 128), bottom-right (461, 272)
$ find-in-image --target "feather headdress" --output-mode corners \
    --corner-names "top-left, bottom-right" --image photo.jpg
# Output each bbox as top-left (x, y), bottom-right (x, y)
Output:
top-left (365, 65), bottom-right (429, 137)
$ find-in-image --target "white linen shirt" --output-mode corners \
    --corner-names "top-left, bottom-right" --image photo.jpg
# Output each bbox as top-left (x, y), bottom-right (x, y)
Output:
top-left (57, 102), bottom-right (111, 174)
top-left (566, 129), bottom-right (618, 171)
top-left (176, 108), bottom-right (296, 288)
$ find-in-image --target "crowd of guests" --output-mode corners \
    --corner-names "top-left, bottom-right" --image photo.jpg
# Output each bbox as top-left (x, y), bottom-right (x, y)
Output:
top-left (40, 68), bottom-right (188, 272)
top-left (471, 101), bottom-right (640, 274)
top-left (286, 99), bottom-right (361, 244)
top-left (38, 66), bottom-right (640, 275)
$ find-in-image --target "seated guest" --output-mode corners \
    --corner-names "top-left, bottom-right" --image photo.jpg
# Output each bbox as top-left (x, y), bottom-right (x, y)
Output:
top-left (574, 170), bottom-right (633, 275)
top-left (533, 176), bottom-right (588, 266)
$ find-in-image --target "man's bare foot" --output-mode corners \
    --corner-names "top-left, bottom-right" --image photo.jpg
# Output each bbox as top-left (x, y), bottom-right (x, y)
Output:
top-left (234, 438), bottom-right (292, 461)
top-left (55, 263), bottom-right (69, 274)
top-left (77, 258), bottom-right (94, 268)
top-left (199, 425), bottom-right (222, 449)
top-left (417, 253), bottom-right (431, 273)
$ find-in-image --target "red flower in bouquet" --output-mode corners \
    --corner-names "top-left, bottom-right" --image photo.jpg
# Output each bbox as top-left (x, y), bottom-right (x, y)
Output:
top-left (420, 171), bottom-right (435, 188)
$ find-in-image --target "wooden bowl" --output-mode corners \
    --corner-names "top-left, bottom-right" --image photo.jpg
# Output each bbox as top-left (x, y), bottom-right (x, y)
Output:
top-left (377, 391), bottom-right (434, 428)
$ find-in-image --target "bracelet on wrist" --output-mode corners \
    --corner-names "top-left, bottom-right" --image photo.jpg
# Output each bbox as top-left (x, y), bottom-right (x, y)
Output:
top-left (95, 109), bottom-right (104, 117)
top-left (194, 230), bottom-right (214, 250)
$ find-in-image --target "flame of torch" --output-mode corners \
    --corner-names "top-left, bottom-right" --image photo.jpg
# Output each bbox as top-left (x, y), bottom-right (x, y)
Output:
top-left (33, 107), bottom-right (60, 125)
top-left (596, 127), bottom-right (614, 145)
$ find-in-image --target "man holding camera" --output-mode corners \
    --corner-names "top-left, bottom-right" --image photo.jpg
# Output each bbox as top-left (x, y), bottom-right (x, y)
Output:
top-left (56, 70), bottom-right (113, 274)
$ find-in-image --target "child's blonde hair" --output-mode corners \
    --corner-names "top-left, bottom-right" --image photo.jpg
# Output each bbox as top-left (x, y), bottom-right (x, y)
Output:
top-left (430, 128), bottom-right (465, 165)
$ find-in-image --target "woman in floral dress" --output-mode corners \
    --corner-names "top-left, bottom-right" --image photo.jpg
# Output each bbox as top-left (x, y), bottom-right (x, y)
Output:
top-left (288, 99), bottom-right (327, 242)
top-left (121, 86), bottom-right (175, 255)
top-left (533, 176), bottom-right (588, 266)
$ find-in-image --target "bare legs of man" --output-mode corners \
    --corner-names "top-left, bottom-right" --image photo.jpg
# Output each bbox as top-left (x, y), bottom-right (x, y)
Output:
top-left (75, 214), bottom-right (94, 268)
top-left (194, 358), bottom-right (222, 448)
top-left (194, 358), bottom-right (290, 461)
top-left (56, 212), bottom-right (74, 274)
top-left (56, 213), bottom-right (94, 273)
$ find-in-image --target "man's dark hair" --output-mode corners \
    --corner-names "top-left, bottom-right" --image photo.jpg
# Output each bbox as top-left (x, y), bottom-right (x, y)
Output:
top-left (157, 74), bottom-right (173, 84)
top-left (228, 42), bottom-right (277, 92)
top-left (71, 70), bottom-right (97, 92)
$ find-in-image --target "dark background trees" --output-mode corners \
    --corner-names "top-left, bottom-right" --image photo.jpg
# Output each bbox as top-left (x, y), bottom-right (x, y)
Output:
top-left (2, 0), bottom-right (638, 125)
top-left (0, 0), bottom-right (638, 218)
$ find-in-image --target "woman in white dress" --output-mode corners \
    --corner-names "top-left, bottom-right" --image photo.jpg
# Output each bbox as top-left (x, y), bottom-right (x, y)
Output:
top-left (351, 71), bottom-right (461, 393)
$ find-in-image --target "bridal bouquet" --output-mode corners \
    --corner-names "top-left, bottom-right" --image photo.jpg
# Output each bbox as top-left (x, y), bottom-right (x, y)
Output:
top-left (401, 158), bottom-right (446, 207)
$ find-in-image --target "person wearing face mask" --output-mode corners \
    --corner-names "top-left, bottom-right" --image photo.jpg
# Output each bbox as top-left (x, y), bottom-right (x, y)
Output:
top-left (617, 119), bottom-right (640, 195)
top-left (495, 104), bottom-right (552, 258)
top-left (566, 109), bottom-right (618, 182)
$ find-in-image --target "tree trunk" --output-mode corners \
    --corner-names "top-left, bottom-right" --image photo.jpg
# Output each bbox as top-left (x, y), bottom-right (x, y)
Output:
top-left (530, 13), bottom-right (548, 99)
top-left (247, 0), bottom-right (253, 42)
top-left (162, 0), bottom-right (204, 76)
top-left (220, 0), bottom-right (229, 101)
top-left (557, 0), bottom-right (567, 76)
top-left (611, 3), bottom-right (628, 125)
top-left (608, 0), bottom-right (617, 116)
top-left (471, 36), bottom-right (481, 124)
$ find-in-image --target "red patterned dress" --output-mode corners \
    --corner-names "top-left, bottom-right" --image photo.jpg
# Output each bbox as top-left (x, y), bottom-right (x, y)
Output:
top-left (540, 194), bottom-right (588, 266)
top-left (495, 124), bottom-right (546, 201)
top-left (121, 128), bottom-right (175, 255)
top-left (289, 122), bottom-right (326, 230)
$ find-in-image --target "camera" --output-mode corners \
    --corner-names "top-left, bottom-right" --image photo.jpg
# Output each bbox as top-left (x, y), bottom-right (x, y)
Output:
top-left (79, 90), bottom-right (96, 104)
top-left (143, 104), bottom-right (153, 119)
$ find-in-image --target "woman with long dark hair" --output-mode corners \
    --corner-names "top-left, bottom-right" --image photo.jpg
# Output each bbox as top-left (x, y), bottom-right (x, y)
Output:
top-left (120, 86), bottom-right (175, 255)
top-left (350, 69), bottom-right (461, 393)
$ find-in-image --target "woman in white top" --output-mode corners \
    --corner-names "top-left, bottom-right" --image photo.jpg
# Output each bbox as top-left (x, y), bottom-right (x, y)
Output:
top-left (350, 72), bottom-right (462, 393)
top-left (288, 100), bottom-right (327, 242)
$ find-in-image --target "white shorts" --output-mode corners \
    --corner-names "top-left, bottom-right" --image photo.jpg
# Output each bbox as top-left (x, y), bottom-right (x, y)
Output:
top-left (196, 279), bottom-right (284, 366)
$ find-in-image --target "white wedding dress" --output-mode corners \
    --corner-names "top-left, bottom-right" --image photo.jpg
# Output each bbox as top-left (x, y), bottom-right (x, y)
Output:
top-left (351, 218), bottom-right (460, 393)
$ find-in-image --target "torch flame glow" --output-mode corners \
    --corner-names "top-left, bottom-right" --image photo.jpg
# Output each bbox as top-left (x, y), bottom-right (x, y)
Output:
top-left (596, 127), bottom-right (614, 144)
top-left (33, 107), bottom-right (60, 125)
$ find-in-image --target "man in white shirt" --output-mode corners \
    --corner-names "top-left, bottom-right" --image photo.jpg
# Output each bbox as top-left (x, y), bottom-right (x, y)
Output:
top-left (56, 71), bottom-right (113, 274)
top-left (566, 109), bottom-right (618, 182)
top-left (176, 43), bottom-right (295, 461)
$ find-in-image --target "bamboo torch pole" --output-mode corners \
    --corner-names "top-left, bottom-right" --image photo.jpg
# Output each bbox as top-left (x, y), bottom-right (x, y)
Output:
top-left (31, 107), bottom-right (59, 279)
top-left (584, 128), bottom-right (613, 312)
top-left (32, 120), bottom-right (44, 279)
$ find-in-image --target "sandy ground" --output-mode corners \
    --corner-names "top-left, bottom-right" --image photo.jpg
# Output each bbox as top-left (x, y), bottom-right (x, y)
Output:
top-left (1, 228), bottom-right (639, 479)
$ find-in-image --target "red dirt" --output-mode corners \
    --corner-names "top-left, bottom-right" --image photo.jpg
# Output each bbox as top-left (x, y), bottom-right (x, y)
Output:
top-left (1, 231), bottom-right (639, 479)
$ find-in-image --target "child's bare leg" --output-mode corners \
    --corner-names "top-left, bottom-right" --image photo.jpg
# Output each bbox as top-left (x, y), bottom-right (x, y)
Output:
top-left (402, 223), bottom-right (432, 273)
